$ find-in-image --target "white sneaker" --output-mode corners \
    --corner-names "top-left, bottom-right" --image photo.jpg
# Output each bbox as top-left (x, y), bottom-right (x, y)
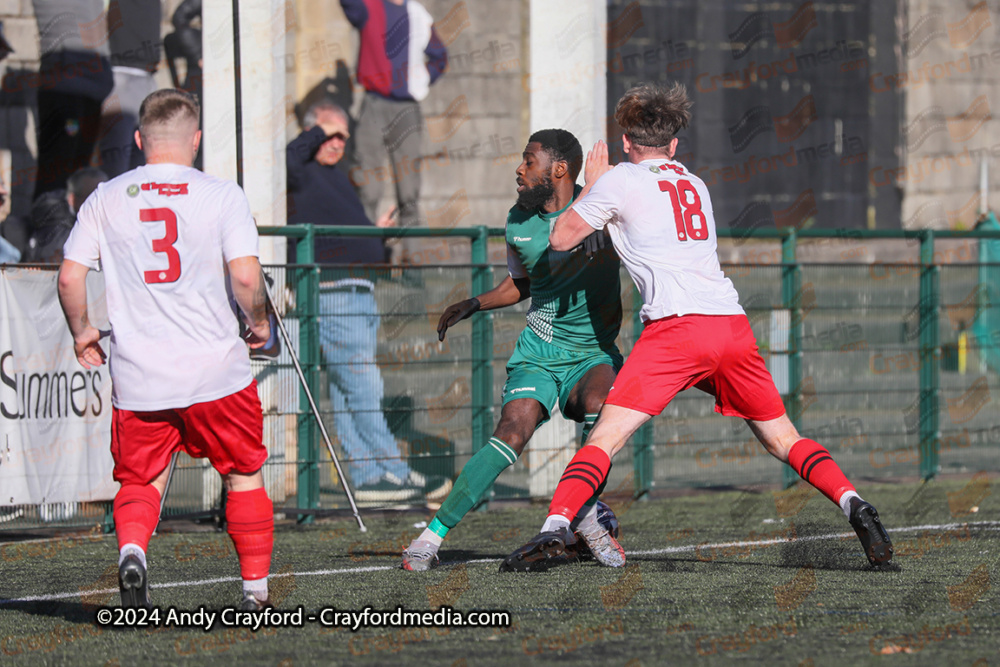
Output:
top-left (405, 471), bottom-right (452, 502)
top-left (354, 475), bottom-right (421, 503)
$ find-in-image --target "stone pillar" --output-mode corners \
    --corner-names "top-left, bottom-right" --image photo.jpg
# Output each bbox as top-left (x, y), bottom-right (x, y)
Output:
top-left (529, 0), bottom-right (607, 157)
top-left (202, 0), bottom-right (287, 263)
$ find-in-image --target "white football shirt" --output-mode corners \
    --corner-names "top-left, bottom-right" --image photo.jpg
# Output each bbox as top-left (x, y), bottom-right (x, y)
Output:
top-left (573, 158), bottom-right (744, 323)
top-left (63, 163), bottom-right (259, 411)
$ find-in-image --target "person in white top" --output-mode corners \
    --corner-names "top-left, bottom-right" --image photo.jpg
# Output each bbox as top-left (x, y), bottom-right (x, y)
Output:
top-left (502, 83), bottom-right (893, 573)
top-left (58, 89), bottom-right (276, 610)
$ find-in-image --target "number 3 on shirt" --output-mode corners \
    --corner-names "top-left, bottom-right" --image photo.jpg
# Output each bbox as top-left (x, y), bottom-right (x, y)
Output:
top-left (141, 208), bottom-right (181, 284)
top-left (658, 180), bottom-right (708, 241)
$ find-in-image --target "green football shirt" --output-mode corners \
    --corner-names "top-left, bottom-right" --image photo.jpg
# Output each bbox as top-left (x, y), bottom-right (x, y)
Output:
top-left (505, 190), bottom-right (622, 351)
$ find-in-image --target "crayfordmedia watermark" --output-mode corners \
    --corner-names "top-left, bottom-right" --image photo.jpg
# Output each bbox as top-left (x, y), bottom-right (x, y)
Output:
top-left (218, 607), bottom-right (302, 630)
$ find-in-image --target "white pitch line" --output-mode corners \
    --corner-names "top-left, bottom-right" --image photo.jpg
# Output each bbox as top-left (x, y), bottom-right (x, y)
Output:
top-left (0, 532), bottom-right (108, 547)
top-left (3, 520), bottom-right (999, 605)
top-left (630, 520), bottom-right (1000, 557)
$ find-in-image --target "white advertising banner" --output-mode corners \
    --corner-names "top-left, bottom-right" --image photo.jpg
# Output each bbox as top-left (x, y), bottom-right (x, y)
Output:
top-left (0, 268), bottom-right (115, 505)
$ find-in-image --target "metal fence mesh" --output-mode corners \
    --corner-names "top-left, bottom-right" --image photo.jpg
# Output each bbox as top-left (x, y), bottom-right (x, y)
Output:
top-left (3, 232), bottom-right (999, 531)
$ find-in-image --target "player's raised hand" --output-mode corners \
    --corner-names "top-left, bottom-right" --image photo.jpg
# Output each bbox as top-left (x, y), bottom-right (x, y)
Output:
top-left (436, 298), bottom-right (481, 341)
top-left (584, 140), bottom-right (611, 185)
top-left (73, 326), bottom-right (106, 369)
top-left (315, 108), bottom-right (349, 139)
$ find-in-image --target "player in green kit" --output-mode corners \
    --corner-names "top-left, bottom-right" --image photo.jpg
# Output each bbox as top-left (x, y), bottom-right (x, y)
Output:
top-left (401, 129), bottom-right (625, 571)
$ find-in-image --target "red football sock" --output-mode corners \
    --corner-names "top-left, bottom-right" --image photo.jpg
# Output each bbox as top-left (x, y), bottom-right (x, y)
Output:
top-left (226, 487), bottom-right (274, 581)
top-left (113, 484), bottom-right (161, 552)
top-left (548, 446), bottom-right (612, 521)
top-left (787, 439), bottom-right (855, 505)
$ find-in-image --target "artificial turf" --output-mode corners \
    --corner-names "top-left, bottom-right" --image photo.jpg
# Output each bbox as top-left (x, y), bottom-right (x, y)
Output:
top-left (1, 476), bottom-right (998, 665)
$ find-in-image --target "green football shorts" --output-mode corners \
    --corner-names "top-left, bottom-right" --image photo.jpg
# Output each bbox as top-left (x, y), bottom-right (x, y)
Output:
top-left (501, 328), bottom-right (623, 424)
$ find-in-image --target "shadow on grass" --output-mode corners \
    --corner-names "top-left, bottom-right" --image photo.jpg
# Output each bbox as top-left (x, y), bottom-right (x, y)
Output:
top-left (440, 549), bottom-right (505, 562)
top-left (0, 599), bottom-right (100, 625)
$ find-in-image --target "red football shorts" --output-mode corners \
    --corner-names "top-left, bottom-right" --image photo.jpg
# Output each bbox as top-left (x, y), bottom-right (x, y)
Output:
top-left (606, 314), bottom-right (786, 421)
top-left (111, 380), bottom-right (267, 485)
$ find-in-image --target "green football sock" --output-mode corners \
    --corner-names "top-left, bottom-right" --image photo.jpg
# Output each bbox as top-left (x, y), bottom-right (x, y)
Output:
top-left (433, 437), bottom-right (518, 532)
top-left (581, 413), bottom-right (600, 445)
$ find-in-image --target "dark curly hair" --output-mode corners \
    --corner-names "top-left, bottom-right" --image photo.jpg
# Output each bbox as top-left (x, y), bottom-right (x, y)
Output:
top-left (614, 82), bottom-right (691, 148)
top-left (528, 128), bottom-right (583, 180)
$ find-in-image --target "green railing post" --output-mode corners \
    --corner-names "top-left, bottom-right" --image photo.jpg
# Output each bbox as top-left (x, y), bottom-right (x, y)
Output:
top-left (470, 226), bottom-right (494, 460)
top-left (102, 501), bottom-right (115, 533)
top-left (295, 225), bottom-right (320, 523)
top-left (632, 287), bottom-right (653, 498)
top-left (919, 231), bottom-right (940, 480)
top-left (781, 229), bottom-right (801, 488)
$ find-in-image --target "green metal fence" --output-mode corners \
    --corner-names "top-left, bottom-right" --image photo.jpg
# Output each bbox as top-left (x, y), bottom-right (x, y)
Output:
top-left (245, 225), bottom-right (1000, 518)
top-left (3, 226), bottom-right (999, 532)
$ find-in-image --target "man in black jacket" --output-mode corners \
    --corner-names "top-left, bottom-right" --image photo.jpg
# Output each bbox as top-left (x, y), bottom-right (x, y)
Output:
top-left (286, 101), bottom-right (450, 504)
top-left (24, 167), bottom-right (107, 263)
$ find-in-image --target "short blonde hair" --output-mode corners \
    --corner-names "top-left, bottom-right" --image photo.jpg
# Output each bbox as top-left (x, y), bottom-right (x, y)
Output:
top-left (138, 89), bottom-right (200, 142)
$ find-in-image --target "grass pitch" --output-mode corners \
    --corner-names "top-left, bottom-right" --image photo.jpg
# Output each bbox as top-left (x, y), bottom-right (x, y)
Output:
top-left (1, 477), bottom-right (998, 666)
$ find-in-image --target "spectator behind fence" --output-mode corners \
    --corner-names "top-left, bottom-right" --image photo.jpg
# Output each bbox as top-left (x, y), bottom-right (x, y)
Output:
top-left (0, 20), bottom-right (12, 61)
top-left (97, 0), bottom-right (163, 178)
top-left (286, 99), bottom-right (451, 504)
top-left (30, 0), bottom-right (114, 198)
top-left (0, 26), bottom-right (23, 263)
top-left (164, 0), bottom-right (202, 169)
top-left (338, 0), bottom-right (448, 260)
top-left (167, 0), bottom-right (202, 98)
top-left (24, 167), bottom-right (107, 263)
top-left (1, 171), bottom-right (28, 261)
top-left (0, 235), bottom-right (18, 264)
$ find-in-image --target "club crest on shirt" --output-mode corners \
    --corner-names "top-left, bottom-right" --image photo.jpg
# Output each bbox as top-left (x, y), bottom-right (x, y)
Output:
top-left (127, 184), bottom-right (139, 197)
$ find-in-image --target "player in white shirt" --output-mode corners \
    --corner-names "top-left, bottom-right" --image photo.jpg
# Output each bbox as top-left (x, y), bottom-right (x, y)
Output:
top-left (58, 89), bottom-right (276, 610)
top-left (503, 83), bottom-right (893, 572)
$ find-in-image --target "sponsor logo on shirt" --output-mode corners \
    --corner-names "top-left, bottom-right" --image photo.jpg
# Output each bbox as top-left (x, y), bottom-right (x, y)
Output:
top-left (648, 163), bottom-right (686, 175)
top-left (141, 182), bottom-right (189, 196)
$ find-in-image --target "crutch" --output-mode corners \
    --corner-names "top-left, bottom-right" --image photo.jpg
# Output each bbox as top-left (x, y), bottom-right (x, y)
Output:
top-left (154, 452), bottom-right (180, 535)
top-left (259, 271), bottom-right (367, 532)
top-left (159, 452), bottom-right (179, 519)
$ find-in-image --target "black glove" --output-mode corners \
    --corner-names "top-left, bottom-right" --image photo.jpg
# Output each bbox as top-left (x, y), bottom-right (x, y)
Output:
top-left (437, 297), bottom-right (481, 341)
top-left (581, 230), bottom-right (608, 257)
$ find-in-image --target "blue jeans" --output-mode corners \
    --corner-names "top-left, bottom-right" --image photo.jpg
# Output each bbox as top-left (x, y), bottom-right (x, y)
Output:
top-left (319, 289), bottom-right (410, 486)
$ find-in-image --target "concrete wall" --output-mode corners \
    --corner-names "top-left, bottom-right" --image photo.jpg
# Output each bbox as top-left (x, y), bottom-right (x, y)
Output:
top-left (9, 1), bottom-right (1000, 237)
top-left (898, 0), bottom-right (1000, 230)
top-left (282, 0), bottom-right (527, 266)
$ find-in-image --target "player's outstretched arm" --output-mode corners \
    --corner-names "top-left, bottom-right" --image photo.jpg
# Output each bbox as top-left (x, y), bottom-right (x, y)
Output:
top-left (552, 141), bottom-right (613, 251)
top-left (551, 208), bottom-right (598, 252)
top-left (437, 275), bottom-right (529, 341)
top-left (228, 256), bottom-right (271, 348)
top-left (57, 259), bottom-right (105, 369)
